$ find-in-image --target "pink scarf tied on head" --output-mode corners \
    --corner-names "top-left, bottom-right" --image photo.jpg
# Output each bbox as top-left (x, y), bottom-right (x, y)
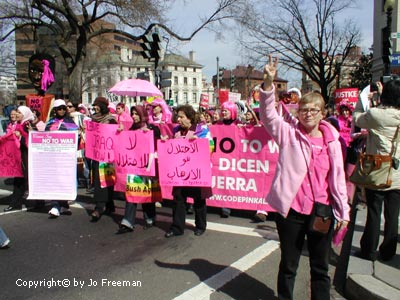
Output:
top-left (41, 59), bottom-right (54, 91)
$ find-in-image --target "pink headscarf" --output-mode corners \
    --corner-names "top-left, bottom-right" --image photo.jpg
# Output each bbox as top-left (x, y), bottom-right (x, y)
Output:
top-left (148, 98), bottom-right (172, 124)
top-left (41, 59), bottom-right (55, 91)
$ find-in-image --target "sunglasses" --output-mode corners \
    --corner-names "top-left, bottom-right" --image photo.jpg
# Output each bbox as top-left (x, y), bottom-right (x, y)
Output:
top-left (56, 106), bottom-right (67, 111)
top-left (67, 105), bottom-right (74, 108)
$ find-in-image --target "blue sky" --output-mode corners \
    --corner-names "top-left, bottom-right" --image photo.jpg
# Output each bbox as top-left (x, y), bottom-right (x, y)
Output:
top-left (167, 0), bottom-right (373, 87)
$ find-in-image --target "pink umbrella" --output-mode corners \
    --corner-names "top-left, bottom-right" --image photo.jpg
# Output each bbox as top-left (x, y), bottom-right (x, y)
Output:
top-left (109, 79), bottom-right (163, 97)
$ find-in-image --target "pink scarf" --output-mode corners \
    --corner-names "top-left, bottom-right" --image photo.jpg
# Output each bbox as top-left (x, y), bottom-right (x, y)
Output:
top-left (41, 59), bottom-right (54, 91)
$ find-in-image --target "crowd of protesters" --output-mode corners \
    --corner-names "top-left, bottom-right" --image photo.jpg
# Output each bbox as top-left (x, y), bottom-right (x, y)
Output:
top-left (1, 59), bottom-right (399, 300)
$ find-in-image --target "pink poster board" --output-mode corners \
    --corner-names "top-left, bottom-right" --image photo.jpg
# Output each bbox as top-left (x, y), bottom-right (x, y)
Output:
top-left (157, 138), bottom-right (212, 187)
top-left (0, 132), bottom-right (23, 177)
top-left (84, 120), bottom-right (118, 162)
top-left (208, 125), bottom-right (278, 211)
top-left (113, 130), bottom-right (156, 192)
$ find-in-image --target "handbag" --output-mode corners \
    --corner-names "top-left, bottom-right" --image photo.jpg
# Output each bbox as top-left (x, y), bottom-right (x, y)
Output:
top-left (309, 202), bottom-right (333, 235)
top-left (349, 126), bottom-right (399, 189)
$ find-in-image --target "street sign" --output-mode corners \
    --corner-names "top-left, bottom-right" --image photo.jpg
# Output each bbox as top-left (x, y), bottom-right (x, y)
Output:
top-left (391, 32), bottom-right (400, 39)
top-left (391, 53), bottom-right (400, 66)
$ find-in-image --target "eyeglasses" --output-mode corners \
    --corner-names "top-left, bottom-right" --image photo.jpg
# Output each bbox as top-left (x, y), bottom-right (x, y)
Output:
top-left (298, 108), bottom-right (321, 116)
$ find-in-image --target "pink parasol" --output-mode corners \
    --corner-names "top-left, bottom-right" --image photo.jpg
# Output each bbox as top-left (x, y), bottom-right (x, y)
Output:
top-left (109, 79), bottom-right (163, 97)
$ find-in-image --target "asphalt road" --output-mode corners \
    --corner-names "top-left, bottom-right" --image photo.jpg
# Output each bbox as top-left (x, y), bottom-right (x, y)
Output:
top-left (0, 181), bottom-right (348, 300)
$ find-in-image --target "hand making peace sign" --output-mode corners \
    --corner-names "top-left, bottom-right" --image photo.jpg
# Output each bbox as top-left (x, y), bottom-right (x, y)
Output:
top-left (263, 55), bottom-right (279, 90)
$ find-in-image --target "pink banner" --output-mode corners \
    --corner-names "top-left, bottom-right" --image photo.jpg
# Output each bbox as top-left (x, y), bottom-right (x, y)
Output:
top-left (208, 125), bottom-right (278, 211)
top-left (84, 120), bottom-right (118, 162)
top-left (157, 138), bottom-right (212, 187)
top-left (113, 130), bottom-right (156, 192)
top-left (0, 132), bottom-right (23, 177)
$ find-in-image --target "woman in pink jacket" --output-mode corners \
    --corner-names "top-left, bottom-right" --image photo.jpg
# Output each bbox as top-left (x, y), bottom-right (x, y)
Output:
top-left (259, 56), bottom-right (350, 300)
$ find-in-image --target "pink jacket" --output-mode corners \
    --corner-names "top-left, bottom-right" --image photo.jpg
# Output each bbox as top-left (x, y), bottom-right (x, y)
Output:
top-left (259, 86), bottom-right (350, 222)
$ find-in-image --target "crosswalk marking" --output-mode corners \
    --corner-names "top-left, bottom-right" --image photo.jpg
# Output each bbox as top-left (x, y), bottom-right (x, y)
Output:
top-left (172, 240), bottom-right (279, 300)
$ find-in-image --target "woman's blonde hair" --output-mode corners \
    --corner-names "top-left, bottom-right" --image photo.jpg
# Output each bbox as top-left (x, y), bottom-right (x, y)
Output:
top-left (298, 92), bottom-right (325, 114)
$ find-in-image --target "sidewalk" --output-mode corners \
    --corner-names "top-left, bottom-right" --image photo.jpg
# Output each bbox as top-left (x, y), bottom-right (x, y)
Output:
top-left (345, 203), bottom-right (400, 300)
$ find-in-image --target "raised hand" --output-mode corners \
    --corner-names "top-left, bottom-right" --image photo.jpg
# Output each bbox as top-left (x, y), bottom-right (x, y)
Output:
top-left (263, 55), bottom-right (279, 90)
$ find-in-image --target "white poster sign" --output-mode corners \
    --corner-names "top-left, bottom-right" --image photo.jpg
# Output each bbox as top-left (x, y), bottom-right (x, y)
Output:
top-left (28, 131), bottom-right (78, 200)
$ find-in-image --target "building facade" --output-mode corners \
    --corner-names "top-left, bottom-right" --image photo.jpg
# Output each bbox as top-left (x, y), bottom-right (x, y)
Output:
top-left (372, 0), bottom-right (400, 80)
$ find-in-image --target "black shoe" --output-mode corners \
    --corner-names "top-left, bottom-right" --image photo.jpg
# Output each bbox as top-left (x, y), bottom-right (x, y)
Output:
top-left (143, 223), bottom-right (154, 230)
top-left (220, 212), bottom-right (229, 218)
top-left (116, 225), bottom-right (133, 234)
top-left (165, 230), bottom-right (183, 238)
top-left (194, 229), bottom-right (205, 236)
top-left (4, 206), bottom-right (22, 212)
top-left (186, 205), bottom-right (194, 215)
top-left (90, 211), bottom-right (101, 222)
top-left (354, 250), bottom-right (377, 261)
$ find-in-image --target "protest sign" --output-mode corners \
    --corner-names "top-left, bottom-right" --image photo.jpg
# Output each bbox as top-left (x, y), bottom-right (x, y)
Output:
top-left (28, 131), bottom-right (78, 200)
top-left (0, 132), bottom-right (23, 177)
top-left (208, 125), bottom-right (278, 211)
top-left (157, 138), bottom-right (212, 187)
top-left (84, 120), bottom-right (118, 162)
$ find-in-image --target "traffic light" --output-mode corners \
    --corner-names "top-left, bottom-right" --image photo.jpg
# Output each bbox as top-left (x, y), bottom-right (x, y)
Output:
top-left (160, 71), bottom-right (172, 88)
top-left (382, 36), bottom-right (393, 64)
top-left (140, 32), bottom-right (163, 68)
top-left (136, 72), bottom-right (150, 81)
top-left (140, 33), bottom-right (153, 59)
top-left (230, 74), bottom-right (236, 89)
top-left (218, 67), bottom-right (225, 79)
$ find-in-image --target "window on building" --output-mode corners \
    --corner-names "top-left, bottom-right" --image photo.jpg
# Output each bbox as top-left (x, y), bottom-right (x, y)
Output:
top-left (184, 77), bottom-right (188, 85)
top-left (174, 76), bottom-right (178, 85)
top-left (193, 93), bottom-right (197, 103)
top-left (175, 66), bottom-right (178, 71)
top-left (277, 83), bottom-right (282, 89)
top-left (193, 68), bottom-right (196, 72)
top-left (184, 92), bottom-right (188, 104)
top-left (88, 93), bottom-right (92, 103)
top-left (97, 77), bottom-right (101, 85)
top-left (193, 78), bottom-right (197, 86)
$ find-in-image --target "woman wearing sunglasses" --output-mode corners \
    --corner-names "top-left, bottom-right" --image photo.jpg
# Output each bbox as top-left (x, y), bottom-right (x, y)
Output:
top-left (46, 99), bottom-right (78, 218)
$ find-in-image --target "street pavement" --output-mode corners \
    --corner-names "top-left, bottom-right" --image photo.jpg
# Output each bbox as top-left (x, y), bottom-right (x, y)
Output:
top-left (344, 200), bottom-right (400, 300)
top-left (1, 180), bottom-right (396, 299)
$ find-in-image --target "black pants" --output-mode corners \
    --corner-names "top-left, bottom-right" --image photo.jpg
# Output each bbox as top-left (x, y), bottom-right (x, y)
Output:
top-left (92, 161), bottom-right (114, 212)
top-left (275, 209), bottom-right (333, 300)
top-left (170, 187), bottom-right (206, 234)
top-left (360, 189), bottom-right (400, 260)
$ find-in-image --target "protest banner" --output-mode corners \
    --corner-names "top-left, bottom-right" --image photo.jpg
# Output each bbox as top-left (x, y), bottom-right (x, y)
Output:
top-left (28, 131), bottom-right (78, 200)
top-left (157, 138), bottom-right (212, 187)
top-left (0, 132), bottom-right (23, 177)
top-left (84, 120), bottom-right (118, 162)
top-left (208, 125), bottom-right (278, 211)
top-left (125, 175), bottom-right (161, 203)
top-left (334, 88), bottom-right (359, 107)
top-left (113, 130), bottom-right (156, 192)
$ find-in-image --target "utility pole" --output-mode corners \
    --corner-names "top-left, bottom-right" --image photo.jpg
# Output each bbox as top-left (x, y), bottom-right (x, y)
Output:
top-left (216, 56), bottom-right (220, 105)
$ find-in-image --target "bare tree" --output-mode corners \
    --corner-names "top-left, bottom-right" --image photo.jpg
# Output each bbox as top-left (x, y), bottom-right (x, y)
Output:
top-left (0, 0), bottom-right (240, 102)
top-left (235, 0), bottom-right (361, 102)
